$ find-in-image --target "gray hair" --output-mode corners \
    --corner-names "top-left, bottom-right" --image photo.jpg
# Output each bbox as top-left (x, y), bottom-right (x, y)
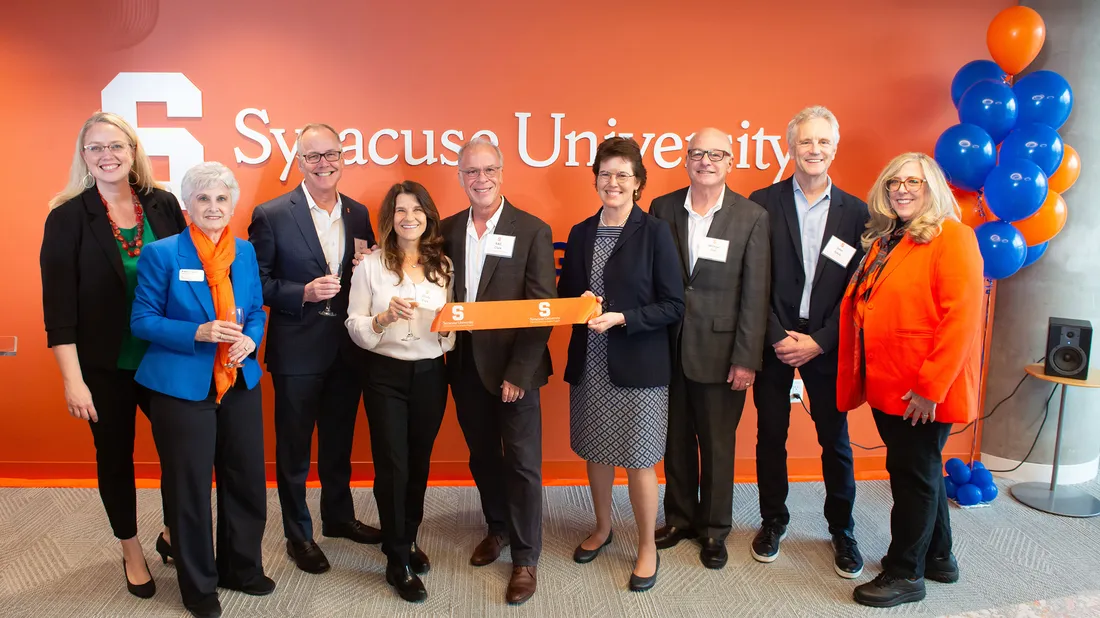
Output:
top-left (181, 161), bottom-right (240, 208)
top-left (786, 105), bottom-right (840, 146)
top-left (295, 122), bottom-right (342, 153)
top-left (456, 136), bottom-right (504, 168)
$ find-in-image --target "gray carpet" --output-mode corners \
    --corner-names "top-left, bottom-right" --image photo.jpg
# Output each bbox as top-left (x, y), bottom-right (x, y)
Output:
top-left (0, 479), bottom-right (1098, 617)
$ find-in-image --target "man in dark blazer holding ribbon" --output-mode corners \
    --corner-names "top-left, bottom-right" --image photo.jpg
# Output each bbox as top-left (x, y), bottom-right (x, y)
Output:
top-left (748, 106), bottom-right (869, 579)
top-left (440, 137), bottom-right (557, 605)
top-left (649, 127), bottom-right (771, 570)
top-left (248, 123), bottom-right (381, 575)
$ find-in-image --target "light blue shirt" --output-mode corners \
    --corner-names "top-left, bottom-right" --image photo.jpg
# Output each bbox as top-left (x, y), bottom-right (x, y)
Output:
top-left (792, 175), bottom-right (832, 320)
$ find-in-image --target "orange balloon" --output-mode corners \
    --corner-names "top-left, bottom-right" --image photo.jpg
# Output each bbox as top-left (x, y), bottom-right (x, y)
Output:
top-left (1048, 144), bottom-right (1081, 194)
top-left (954, 189), bottom-right (988, 228)
top-left (987, 6), bottom-right (1046, 75)
top-left (1013, 191), bottom-right (1067, 246)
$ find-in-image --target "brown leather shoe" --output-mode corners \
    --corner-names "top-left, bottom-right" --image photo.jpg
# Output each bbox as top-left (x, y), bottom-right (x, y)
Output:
top-left (469, 534), bottom-right (509, 567)
top-left (506, 565), bottom-right (537, 605)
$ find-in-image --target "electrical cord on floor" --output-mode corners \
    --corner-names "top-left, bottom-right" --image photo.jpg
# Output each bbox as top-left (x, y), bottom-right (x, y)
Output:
top-left (984, 385), bottom-right (1057, 473)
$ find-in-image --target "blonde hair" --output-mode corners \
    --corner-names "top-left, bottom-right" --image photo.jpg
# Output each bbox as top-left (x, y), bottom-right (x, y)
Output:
top-left (863, 152), bottom-right (959, 250)
top-left (48, 112), bottom-right (161, 210)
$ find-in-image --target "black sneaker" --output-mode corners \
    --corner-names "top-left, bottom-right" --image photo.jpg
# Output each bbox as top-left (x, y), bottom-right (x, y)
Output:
top-left (925, 554), bottom-right (959, 583)
top-left (750, 521), bottom-right (787, 563)
top-left (831, 532), bottom-right (864, 578)
top-left (853, 572), bottom-right (926, 608)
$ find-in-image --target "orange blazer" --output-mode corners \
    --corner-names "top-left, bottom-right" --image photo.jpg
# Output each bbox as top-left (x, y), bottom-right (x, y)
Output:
top-left (836, 219), bottom-right (984, 424)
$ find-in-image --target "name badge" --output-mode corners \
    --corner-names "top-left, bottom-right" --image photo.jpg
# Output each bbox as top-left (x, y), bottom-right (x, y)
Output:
top-left (179, 269), bottom-right (205, 282)
top-left (354, 238), bottom-right (371, 255)
top-left (698, 237), bottom-right (729, 263)
top-left (822, 236), bottom-right (856, 267)
top-left (485, 233), bottom-right (516, 258)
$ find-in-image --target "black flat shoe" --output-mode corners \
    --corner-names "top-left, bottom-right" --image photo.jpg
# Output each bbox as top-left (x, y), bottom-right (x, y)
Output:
top-left (218, 574), bottom-right (276, 596)
top-left (654, 525), bottom-right (694, 550)
top-left (123, 558), bottom-right (155, 599)
top-left (628, 554), bottom-right (660, 592)
top-left (573, 530), bottom-right (613, 564)
top-left (286, 540), bottom-right (331, 574)
top-left (854, 572), bottom-right (926, 607)
top-left (185, 595), bottom-right (222, 618)
top-left (155, 533), bottom-right (173, 565)
top-left (699, 538), bottom-right (728, 570)
top-left (925, 554), bottom-right (960, 583)
top-left (410, 543), bottom-right (431, 575)
top-left (386, 563), bottom-right (427, 603)
top-left (323, 519), bottom-right (382, 544)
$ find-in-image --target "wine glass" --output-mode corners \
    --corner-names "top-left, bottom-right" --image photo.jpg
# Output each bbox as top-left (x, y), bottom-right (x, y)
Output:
top-left (400, 278), bottom-right (420, 342)
top-left (224, 307), bottom-right (245, 368)
top-left (319, 260), bottom-right (342, 317)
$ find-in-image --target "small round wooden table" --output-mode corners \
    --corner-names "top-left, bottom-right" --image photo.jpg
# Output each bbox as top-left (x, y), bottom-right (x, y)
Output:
top-left (1010, 363), bottom-right (1100, 518)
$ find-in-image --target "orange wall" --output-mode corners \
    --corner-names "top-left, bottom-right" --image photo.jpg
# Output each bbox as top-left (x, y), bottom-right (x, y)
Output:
top-left (0, 0), bottom-right (1013, 485)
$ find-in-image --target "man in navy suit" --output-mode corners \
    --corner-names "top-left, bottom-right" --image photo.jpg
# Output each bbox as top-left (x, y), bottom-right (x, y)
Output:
top-left (248, 123), bottom-right (380, 574)
top-left (749, 106), bottom-right (869, 579)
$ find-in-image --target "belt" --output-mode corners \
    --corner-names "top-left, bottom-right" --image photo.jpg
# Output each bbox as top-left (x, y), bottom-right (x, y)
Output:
top-left (796, 318), bottom-right (811, 333)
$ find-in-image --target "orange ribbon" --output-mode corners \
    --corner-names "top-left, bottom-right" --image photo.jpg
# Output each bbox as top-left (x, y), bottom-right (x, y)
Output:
top-left (430, 296), bottom-right (600, 332)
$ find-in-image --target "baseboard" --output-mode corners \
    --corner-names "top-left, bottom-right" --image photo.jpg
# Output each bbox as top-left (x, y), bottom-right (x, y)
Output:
top-left (980, 452), bottom-right (1100, 484)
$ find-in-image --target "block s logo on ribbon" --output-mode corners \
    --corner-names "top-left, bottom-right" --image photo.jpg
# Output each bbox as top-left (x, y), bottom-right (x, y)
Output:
top-left (101, 72), bottom-right (204, 204)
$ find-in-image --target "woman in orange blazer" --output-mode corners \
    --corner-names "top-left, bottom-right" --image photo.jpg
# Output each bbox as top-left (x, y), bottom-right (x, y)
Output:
top-left (837, 152), bottom-right (983, 608)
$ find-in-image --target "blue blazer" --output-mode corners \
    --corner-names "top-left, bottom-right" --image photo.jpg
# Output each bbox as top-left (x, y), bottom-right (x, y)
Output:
top-left (132, 231), bottom-right (267, 401)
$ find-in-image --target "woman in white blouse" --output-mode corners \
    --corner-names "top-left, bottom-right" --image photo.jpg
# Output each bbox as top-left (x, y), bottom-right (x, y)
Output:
top-left (345, 181), bottom-right (454, 603)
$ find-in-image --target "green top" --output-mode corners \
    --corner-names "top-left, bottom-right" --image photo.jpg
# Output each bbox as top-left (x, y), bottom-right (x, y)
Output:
top-left (116, 223), bottom-right (158, 370)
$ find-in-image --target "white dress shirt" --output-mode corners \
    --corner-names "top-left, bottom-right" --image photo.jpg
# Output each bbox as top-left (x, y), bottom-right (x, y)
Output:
top-left (464, 197), bottom-right (505, 302)
top-left (683, 186), bottom-right (726, 273)
top-left (345, 252), bottom-right (455, 360)
top-left (792, 175), bottom-right (832, 320)
top-left (302, 182), bottom-right (345, 272)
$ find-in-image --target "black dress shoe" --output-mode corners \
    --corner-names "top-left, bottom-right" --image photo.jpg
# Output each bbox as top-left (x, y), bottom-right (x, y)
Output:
top-left (184, 595), bottom-right (222, 618)
top-left (925, 554), bottom-right (959, 583)
top-left (654, 525), bottom-right (695, 550)
top-left (286, 540), bottom-right (331, 574)
top-left (750, 521), bottom-right (787, 563)
top-left (853, 572), bottom-right (926, 607)
top-left (410, 543), bottom-right (430, 575)
top-left (628, 554), bottom-right (660, 592)
top-left (386, 563), bottom-right (427, 603)
top-left (123, 558), bottom-right (156, 599)
top-left (831, 532), bottom-right (864, 578)
top-left (218, 574), bottom-right (276, 596)
top-left (699, 538), bottom-right (728, 570)
top-left (323, 519), bottom-right (383, 544)
top-left (573, 530), bottom-right (613, 564)
top-left (155, 533), bottom-right (173, 565)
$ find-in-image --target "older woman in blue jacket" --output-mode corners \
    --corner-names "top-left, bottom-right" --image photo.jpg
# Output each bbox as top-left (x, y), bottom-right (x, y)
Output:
top-left (132, 162), bottom-right (271, 618)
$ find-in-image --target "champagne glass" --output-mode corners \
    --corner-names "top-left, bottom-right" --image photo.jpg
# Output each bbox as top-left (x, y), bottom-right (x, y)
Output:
top-left (224, 307), bottom-right (245, 368)
top-left (319, 260), bottom-right (342, 317)
top-left (400, 279), bottom-right (420, 342)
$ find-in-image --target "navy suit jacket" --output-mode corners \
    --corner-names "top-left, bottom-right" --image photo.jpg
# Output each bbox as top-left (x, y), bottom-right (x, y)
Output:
top-left (131, 231), bottom-right (266, 401)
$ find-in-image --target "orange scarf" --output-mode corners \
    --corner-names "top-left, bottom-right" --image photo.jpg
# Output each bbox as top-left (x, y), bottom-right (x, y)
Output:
top-left (189, 224), bottom-right (237, 403)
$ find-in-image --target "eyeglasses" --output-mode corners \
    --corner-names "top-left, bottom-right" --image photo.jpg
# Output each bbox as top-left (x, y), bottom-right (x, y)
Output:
top-left (886, 177), bottom-right (926, 192)
top-left (687, 149), bottom-right (732, 162)
top-left (596, 171), bottom-right (635, 183)
top-left (460, 166), bottom-right (502, 180)
top-left (299, 150), bottom-right (341, 164)
top-left (83, 142), bottom-right (131, 156)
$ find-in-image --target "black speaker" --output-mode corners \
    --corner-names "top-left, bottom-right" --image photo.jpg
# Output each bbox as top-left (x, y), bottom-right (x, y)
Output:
top-left (1045, 317), bottom-right (1092, 380)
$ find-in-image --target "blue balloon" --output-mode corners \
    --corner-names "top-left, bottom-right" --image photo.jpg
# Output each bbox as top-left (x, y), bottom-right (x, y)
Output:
top-left (957, 483), bottom-right (983, 506)
top-left (951, 60), bottom-right (1008, 107)
top-left (984, 159), bottom-right (1048, 222)
top-left (1021, 241), bottom-right (1049, 268)
top-left (944, 476), bottom-right (958, 500)
top-left (946, 458), bottom-right (972, 485)
top-left (971, 461), bottom-right (987, 471)
top-left (958, 79), bottom-right (1019, 143)
top-left (981, 483), bottom-right (999, 502)
top-left (934, 124), bottom-right (996, 192)
top-left (975, 221), bottom-right (1027, 280)
top-left (1014, 70), bottom-right (1074, 130)
top-left (970, 468), bottom-right (994, 488)
top-left (1000, 123), bottom-right (1065, 177)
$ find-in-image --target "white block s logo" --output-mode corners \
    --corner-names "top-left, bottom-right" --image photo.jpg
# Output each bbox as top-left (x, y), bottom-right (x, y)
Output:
top-left (451, 305), bottom-right (465, 321)
top-left (538, 301), bottom-right (551, 318)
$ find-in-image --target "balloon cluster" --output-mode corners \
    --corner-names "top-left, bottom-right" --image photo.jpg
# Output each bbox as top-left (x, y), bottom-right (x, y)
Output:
top-left (935, 7), bottom-right (1081, 280)
top-left (944, 458), bottom-right (998, 506)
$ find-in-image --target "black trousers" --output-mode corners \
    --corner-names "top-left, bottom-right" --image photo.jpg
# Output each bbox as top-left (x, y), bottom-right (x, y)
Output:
top-left (753, 347), bottom-right (856, 534)
top-left (874, 409), bottom-right (953, 579)
top-left (83, 367), bottom-right (167, 539)
top-left (360, 352), bottom-right (447, 567)
top-left (451, 341), bottom-right (543, 566)
top-left (150, 380), bottom-right (266, 607)
top-left (663, 360), bottom-right (746, 541)
top-left (272, 360), bottom-right (361, 542)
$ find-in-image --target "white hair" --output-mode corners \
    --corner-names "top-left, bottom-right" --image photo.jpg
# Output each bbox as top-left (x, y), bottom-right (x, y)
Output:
top-left (786, 105), bottom-right (841, 146)
top-left (181, 161), bottom-right (240, 208)
top-left (456, 136), bottom-right (504, 168)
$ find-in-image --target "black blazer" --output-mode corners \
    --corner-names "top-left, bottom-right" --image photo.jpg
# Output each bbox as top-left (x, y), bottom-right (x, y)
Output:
top-left (558, 205), bottom-right (685, 388)
top-left (441, 198), bottom-right (557, 394)
top-left (749, 177), bottom-right (869, 364)
top-left (41, 186), bottom-right (187, 371)
top-left (248, 185), bottom-right (375, 376)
